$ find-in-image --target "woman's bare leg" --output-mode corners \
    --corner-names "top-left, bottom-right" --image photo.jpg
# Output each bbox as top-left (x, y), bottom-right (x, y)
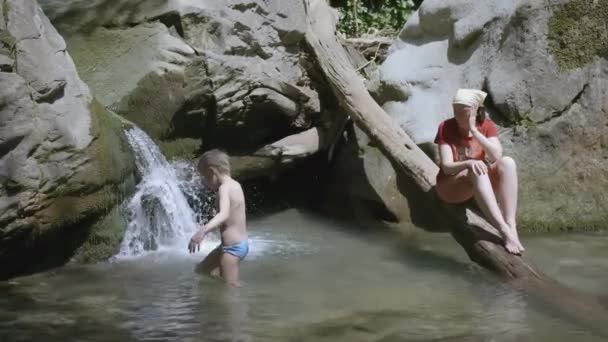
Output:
top-left (493, 156), bottom-right (524, 251)
top-left (470, 170), bottom-right (522, 255)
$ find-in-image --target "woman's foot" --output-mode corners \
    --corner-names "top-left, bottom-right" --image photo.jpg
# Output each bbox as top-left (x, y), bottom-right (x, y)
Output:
top-left (507, 221), bottom-right (525, 252)
top-left (501, 228), bottom-right (523, 255)
top-left (513, 236), bottom-right (525, 252)
top-left (504, 238), bottom-right (522, 255)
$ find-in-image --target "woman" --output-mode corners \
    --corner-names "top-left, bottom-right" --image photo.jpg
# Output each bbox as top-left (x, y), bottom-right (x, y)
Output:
top-left (434, 89), bottom-right (524, 255)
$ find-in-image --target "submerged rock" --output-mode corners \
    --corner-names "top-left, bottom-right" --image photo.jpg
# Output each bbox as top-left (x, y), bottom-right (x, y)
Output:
top-left (0, 0), bottom-right (136, 279)
top-left (339, 0), bottom-right (608, 231)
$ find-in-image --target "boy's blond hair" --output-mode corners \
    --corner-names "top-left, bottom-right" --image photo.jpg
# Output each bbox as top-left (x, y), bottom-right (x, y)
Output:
top-left (198, 149), bottom-right (231, 175)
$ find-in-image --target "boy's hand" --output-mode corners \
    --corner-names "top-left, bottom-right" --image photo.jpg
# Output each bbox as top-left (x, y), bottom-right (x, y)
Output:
top-left (188, 231), bottom-right (205, 253)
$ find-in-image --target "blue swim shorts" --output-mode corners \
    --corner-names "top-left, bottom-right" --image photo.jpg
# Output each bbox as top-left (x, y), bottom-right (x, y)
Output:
top-left (222, 240), bottom-right (249, 260)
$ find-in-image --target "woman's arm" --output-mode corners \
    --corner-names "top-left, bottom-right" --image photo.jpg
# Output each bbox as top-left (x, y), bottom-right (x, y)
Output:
top-left (469, 112), bottom-right (502, 161)
top-left (439, 144), bottom-right (488, 176)
top-left (438, 144), bottom-right (469, 174)
top-left (471, 131), bottom-right (502, 161)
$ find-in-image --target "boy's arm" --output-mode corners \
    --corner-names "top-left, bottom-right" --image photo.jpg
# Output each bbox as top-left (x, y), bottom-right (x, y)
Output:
top-left (191, 185), bottom-right (231, 241)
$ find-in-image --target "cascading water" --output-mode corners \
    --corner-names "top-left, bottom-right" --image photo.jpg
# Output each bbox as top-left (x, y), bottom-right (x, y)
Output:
top-left (116, 127), bottom-right (214, 258)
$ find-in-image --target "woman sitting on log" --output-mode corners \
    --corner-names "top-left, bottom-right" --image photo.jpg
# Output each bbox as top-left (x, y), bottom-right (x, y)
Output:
top-left (434, 89), bottom-right (525, 255)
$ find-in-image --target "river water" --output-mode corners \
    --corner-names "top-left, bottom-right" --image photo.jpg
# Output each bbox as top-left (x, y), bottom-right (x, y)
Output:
top-left (1, 210), bottom-right (607, 341)
top-left (1, 128), bottom-right (606, 341)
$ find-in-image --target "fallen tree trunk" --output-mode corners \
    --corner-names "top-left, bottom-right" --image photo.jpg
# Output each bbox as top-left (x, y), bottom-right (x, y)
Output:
top-left (343, 36), bottom-right (392, 65)
top-left (303, 0), bottom-right (608, 336)
top-left (254, 127), bottom-right (320, 161)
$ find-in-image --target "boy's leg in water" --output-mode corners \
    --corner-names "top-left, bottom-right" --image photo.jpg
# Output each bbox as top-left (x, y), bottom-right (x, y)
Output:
top-left (220, 253), bottom-right (241, 287)
top-left (196, 245), bottom-right (222, 277)
top-left (223, 287), bottom-right (251, 342)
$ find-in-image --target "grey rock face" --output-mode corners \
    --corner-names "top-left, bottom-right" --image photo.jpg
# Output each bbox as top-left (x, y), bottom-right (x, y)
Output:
top-left (40, 0), bottom-right (320, 160)
top-left (362, 0), bottom-right (608, 230)
top-left (0, 0), bottom-right (136, 279)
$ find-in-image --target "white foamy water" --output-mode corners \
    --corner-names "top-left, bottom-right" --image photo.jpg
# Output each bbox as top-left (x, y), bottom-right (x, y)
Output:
top-left (116, 127), bottom-right (283, 261)
top-left (117, 127), bottom-right (216, 258)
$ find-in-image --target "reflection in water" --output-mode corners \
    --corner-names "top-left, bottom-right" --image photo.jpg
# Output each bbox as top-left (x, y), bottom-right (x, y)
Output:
top-left (475, 283), bottom-right (529, 339)
top-left (0, 210), bottom-right (607, 341)
top-left (222, 288), bottom-right (252, 342)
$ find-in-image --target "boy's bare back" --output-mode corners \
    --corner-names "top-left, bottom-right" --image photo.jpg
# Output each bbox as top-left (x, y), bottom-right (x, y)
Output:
top-left (218, 178), bottom-right (247, 245)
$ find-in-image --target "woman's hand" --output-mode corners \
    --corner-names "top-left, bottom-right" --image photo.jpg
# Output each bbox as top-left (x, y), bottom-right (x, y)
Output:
top-left (467, 159), bottom-right (488, 176)
top-left (468, 104), bottom-right (479, 133)
top-left (188, 230), bottom-right (206, 253)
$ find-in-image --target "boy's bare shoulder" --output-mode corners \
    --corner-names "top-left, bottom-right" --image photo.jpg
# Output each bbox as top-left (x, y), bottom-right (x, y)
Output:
top-left (227, 178), bottom-right (244, 196)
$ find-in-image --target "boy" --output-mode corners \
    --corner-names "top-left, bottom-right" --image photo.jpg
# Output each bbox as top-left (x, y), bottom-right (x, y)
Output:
top-left (188, 149), bottom-right (249, 287)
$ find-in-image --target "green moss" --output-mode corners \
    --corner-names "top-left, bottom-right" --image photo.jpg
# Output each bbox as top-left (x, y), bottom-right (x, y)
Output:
top-left (1, 1), bottom-right (13, 49)
top-left (37, 99), bottom-right (136, 232)
top-left (0, 31), bottom-right (14, 49)
top-left (0, 22), bottom-right (16, 61)
top-left (87, 99), bottom-right (136, 181)
top-left (115, 71), bottom-right (187, 141)
top-left (547, 0), bottom-right (608, 70)
top-left (511, 112), bottom-right (537, 127)
top-left (30, 99), bottom-right (137, 266)
top-left (112, 70), bottom-right (207, 160)
top-left (2, 1), bottom-right (9, 24)
top-left (41, 179), bottom-right (134, 233)
top-left (158, 138), bottom-right (201, 160)
top-left (518, 218), bottom-right (606, 233)
top-left (73, 205), bottom-right (128, 262)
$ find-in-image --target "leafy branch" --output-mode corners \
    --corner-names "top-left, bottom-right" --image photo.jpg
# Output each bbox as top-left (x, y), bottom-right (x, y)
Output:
top-left (335, 0), bottom-right (417, 37)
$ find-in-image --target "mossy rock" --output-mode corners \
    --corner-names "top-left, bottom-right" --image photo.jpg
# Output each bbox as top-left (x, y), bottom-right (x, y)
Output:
top-left (113, 70), bottom-right (205, 160)
top-left (114, 71), bottom-right (187, 140)
top-left (86, 99), bottom-right (136, 183)
top-left (73, 205), bottom-right (129, 263)
top-left (548, 0), bottom-right (608, 70)
top-left (36, 99), bottom-right (136, 230)
top-left (158, 138), bottom-right (201, 160)
top-left (0, 31), bottom-right (15, 50)
top-left (2, 1), bottom-right (9, 26)
top-left (0, 98), bottom-right (137, 278)
top-left (0, 14), bottom-right (16, 59)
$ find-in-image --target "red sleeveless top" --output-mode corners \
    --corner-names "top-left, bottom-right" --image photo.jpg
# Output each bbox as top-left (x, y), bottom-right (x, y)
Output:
top-left (434, 118), bottom-right (498, 177)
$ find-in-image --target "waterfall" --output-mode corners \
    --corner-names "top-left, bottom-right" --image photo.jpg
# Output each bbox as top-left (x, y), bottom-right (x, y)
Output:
top-left (116, 127), bottom-right (214, 258)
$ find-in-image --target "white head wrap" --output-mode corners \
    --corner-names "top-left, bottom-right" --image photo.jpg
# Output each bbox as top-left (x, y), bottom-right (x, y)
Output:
top-left (453, 89), bottom-right (487, 107)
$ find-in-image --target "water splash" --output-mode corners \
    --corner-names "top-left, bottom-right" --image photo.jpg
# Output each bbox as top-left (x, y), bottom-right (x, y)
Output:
top-left (173, 160), bottom-right (216, 225)
top-left (116, 127), bottom-right (214, 258)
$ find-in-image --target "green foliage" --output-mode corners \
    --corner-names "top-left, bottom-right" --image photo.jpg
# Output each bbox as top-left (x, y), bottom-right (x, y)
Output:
top-left (336, 0), bottom-right (417, 37)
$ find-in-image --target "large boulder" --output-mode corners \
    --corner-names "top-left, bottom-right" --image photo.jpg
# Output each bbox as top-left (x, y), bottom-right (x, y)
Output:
top-left (40, 0), bottom-right (321, 163)
top-left (0, 0), bottom-right (136, 279)
top-left (353, 0), bottom-right (608, 231)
